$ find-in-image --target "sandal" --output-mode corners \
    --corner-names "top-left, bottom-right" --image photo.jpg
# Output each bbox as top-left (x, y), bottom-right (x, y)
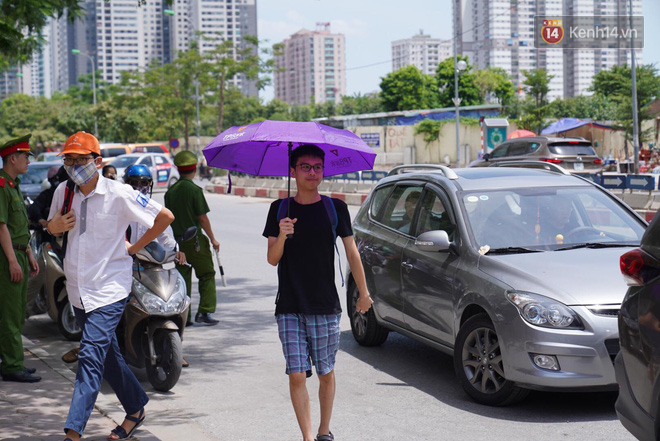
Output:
top-left (316, 432), bottom-right (334, 441)
top-left (108, 408), bottom-right (145, 440)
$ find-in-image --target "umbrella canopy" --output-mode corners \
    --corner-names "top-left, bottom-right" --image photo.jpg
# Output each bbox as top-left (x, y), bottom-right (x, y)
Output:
top-left (507, 129), bottom-right (536, 139)
top-left (203, 120), bottom-right (376, 177)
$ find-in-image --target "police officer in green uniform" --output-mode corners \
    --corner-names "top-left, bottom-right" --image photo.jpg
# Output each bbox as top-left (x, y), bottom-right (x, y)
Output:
top-left (165, 150), bottom-right (219, 325)
top-left (0, 134), bottom-right (41, 383)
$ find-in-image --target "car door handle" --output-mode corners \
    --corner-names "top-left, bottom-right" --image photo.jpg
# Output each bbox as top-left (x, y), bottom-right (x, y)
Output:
top-left (401, 261), bottom-right (413, 271)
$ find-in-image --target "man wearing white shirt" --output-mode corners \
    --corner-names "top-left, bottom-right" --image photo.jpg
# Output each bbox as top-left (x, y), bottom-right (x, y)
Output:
top-left (47, 132), bottom-right (174, 441)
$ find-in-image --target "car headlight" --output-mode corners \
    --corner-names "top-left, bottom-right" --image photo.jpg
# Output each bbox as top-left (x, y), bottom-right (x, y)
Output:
top-left (132, 276), bottom-right (189, 315)
top-left (506, 291), bottom-right (584, 329)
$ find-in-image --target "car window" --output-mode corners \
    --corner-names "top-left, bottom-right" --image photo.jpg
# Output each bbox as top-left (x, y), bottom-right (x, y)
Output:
top-left (154, 155), bottom-right (166, 165)
top-left (19, 166), bottom-right (50, 184)
top-left (490, 145), bottom-right (508, 158)
top-left (529, 142), bottom-right (541, 152)
top-left (416, 190), bottom-right (455, 240)
top-left (109, 156), bottom-right (138, 168)
top-left (368, 185), bottom-right (392, 221)
top-left (547, 143), bottom-right (596, 156)
top-left (462, 187), bottom-right (645, 250)
top-left (139, 156), bottom-right (153, 167)
top-left (101, 147), bottom-right (128, 158)
top-left (379, 185), bottom-right (424, 233)
top-left (506, 142), bottom-right (529, 156)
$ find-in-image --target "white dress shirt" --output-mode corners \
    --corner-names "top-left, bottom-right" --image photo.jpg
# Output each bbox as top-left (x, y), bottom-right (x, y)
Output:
top-left (48, 175), bottom-right (162, 312)
top-left (128, 219), bottom-right (176, 250)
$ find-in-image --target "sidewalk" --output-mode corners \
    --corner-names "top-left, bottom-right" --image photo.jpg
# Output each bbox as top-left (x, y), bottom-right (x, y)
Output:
top-left (0, 336), bottom-right (162, 441)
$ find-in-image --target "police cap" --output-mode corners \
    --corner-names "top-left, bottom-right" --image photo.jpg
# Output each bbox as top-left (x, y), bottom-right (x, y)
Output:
top-left (173, 150), bottom-right (198, 172)
top-left (0, 134), bottom-right (34, 158)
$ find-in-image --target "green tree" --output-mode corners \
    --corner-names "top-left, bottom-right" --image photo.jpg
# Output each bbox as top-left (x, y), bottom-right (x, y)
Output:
top-left (435, 56), bottom-right (482, 108)
top-left (472, 67), bottom-right (515, 106)
top-left (205, 35), bottom-right (273, 132)
top-left (591, 64), bottom-right (660, 147)
top-left (518, 69), bottom-right (555, 134)
top-left (548, 95), bottom-right (618, 121)
top-left (337, 93), bottom-right (382, 115)
top-left (380, 65), bottom-right (438, 111)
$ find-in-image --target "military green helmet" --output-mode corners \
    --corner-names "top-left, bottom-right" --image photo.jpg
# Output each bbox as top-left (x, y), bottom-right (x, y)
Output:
top-left (173, 150), bottom-right (198, 169)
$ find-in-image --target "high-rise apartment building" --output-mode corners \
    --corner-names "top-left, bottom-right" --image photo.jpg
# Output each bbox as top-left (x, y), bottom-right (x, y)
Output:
top-left (0, 0), bottom-right (258, 100)
top-left (391, 31), bottom-right (452, 76)
top-left (458, 0), bottom-right (642, 100)
top-left (166, 0), bottom-right (258, 96)
top-left (273, 23), bottom-right (346, 105)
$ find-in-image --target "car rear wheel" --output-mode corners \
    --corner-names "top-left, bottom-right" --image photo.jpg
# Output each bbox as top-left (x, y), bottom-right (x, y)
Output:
top-left (454, 314), bottom-right (529, 406)
top-left (347, 281), bottom-right (388, 346)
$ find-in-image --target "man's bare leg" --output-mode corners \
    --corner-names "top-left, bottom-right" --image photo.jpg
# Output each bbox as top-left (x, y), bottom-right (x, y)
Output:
top-left (317, 370), bottom-right (335, 437)
top-left (289, 371), bottom-right (315, 441)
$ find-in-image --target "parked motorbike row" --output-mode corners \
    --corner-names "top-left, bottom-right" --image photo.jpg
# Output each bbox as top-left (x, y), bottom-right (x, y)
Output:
top-left (25, 204), bottom-right (197, 391)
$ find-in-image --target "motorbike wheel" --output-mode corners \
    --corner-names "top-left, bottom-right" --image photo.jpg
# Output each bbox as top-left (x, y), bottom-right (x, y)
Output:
top-left (145, 329), bottom-right (183, 392)
top-left (57, 298), bottom-right (82, 341)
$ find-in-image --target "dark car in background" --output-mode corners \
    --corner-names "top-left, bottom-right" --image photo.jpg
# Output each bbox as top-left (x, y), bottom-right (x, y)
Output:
top-left (347, 164), bottom-right (646, 406)
top-left (19, 161), bottom-right (62, 201)
top-left (468, 136), bottom-right (604, 173)
top-left (617, 214), bottom-right (660, 441)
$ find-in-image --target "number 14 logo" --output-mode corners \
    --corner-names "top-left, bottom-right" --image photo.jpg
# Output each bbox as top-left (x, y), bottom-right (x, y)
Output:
top-left (541, 20), bottom-right (564, 44)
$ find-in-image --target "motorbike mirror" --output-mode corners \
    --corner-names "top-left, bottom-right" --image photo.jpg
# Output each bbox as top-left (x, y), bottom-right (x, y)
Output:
top-left (181, 226), bottom-right (198, 242)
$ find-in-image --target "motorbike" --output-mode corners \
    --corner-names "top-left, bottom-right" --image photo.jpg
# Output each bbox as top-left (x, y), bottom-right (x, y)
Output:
top-left (116, 226), bottom-right (196, 392)
top-left (26, 229), bottom-right (82, 341)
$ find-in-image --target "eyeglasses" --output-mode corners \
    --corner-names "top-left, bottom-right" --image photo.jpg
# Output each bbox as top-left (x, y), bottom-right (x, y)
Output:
top-left (296, 163), bottom-right (324, 173)
top-left (63, 156), bottom-right (95, 166)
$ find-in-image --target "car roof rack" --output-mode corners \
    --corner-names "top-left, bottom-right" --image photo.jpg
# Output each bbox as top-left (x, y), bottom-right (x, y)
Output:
top-left (387, 164), bottom-right (459, 180)
top-left (488, 160), bottom-right (571, 175)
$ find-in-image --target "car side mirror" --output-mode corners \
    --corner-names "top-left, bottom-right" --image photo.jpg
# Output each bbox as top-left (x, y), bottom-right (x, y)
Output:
top-left (482, 153), bottom-right (491, 161)
top-left (414, 230), bottom-right (451, 252)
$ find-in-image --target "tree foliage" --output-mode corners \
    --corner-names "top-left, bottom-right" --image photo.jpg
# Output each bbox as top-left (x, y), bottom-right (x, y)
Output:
top-left (435, 56), bottom-right (482, 108)
top-left (380, 65), bottom-right (438, 111)
top-left (518, 69), bottom-right (555, 134)
top-left (472, 67), bottom-right (515, 106)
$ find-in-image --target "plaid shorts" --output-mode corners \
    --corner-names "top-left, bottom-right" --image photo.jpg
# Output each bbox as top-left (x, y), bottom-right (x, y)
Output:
top-left (276, 313), bottom-right (342, 376)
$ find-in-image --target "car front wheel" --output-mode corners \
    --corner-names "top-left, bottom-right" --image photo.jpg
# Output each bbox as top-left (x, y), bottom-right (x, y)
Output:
top-left (347, 281), bottom-right (388, 346)
top-left (454, 313), bottom-right (529, 406)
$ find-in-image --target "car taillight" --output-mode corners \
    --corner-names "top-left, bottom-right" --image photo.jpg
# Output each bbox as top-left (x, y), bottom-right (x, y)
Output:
top-left (620, 248), bottom-right (660, 286)
top-left (593, 159), bottom-right (603, 164)
top-left (539, 158), bottom-right (563, 164)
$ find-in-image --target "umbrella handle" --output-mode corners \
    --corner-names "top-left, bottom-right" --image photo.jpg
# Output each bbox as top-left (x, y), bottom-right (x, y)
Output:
top-left (287, 141), bottom-right (293, 240)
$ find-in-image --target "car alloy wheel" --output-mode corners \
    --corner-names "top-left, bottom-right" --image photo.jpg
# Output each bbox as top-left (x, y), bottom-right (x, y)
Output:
top-left (347, 280), bottom-right (388, 346)
top-left (454, 314), bottom-right (529, 406)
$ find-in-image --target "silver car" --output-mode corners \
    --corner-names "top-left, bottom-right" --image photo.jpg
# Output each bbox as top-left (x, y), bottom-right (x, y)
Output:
top-left (347, 165), bottom-right (646, 405)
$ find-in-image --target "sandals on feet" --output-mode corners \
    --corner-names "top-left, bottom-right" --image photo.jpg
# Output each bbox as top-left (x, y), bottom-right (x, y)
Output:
top-left (316, 432), bottom-right (334, 441)
top-left (108, 408), bottom-right (145, 440)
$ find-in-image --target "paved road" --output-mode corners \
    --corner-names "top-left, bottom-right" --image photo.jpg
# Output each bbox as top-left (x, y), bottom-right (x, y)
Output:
top-left (21, 192), bottom-right (635, 441)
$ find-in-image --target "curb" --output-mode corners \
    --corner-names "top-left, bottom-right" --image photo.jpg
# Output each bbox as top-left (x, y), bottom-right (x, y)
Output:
top-left (206, 184), bottom-right (369, 206)
top-left (21, 336), bottom-right (162, 441)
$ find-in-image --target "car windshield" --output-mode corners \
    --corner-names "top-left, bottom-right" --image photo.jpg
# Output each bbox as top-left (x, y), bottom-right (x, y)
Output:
top-left (109, 156), bottom-right (138, 168)
top-left (19, 165), bottom-right (51, 185)
top-left (461, 186), bottom-right (645, 251)
top-left (547, 143), bottom-right (596, 156)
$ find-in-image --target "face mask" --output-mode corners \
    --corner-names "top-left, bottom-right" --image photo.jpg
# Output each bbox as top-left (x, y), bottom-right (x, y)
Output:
top-left (64, 161), bottom-right (98, 186)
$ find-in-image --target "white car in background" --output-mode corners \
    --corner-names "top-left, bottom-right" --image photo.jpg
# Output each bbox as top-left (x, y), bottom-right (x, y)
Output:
top-left (109, 153), bottom-right (180, 189)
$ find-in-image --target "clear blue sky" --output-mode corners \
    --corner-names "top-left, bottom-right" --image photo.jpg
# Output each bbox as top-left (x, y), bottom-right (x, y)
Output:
top-left (258, 0), bottom-right (660, 102)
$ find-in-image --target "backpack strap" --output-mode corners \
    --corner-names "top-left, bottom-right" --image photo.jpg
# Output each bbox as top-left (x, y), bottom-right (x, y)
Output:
top-left (60, 179), bottom-right (76, 258)
top-left (321, 195), bottom-right (344, 287)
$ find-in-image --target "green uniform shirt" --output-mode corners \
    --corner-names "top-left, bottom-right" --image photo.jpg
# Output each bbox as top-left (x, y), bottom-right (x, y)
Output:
top-left (0, 170), bottom-right (29, 247)
top-left (164, 177), bottom-right (210, 237)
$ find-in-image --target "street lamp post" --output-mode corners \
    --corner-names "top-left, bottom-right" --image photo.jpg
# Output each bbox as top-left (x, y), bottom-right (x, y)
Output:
top-left (452, 50), bottom-right (467, 167)
top-left (164, 9), bottom-right (201, 153)
top-left (629, 0), bottom-right (639, 174)
top-left (71, 49), bottom-right (98, 136)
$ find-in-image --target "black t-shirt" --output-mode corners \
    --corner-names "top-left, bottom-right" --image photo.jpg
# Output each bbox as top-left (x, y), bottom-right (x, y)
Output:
top-left (262, 197), bottom-right (353, 315)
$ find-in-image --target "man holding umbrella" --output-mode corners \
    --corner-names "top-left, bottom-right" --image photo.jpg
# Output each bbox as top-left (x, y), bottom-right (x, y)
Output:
top-left (263, 144), bottom-right (373, 441)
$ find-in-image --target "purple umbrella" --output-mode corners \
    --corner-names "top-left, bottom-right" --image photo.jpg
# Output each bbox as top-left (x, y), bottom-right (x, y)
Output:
top-left (202, 120), bottom-right (376, 177)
